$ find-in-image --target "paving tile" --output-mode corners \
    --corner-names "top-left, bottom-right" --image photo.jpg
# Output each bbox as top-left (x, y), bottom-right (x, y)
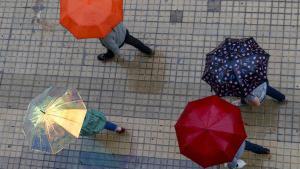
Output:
top-left (170, 10), bottom-right (183, 23)
top-left (207, 0), bottom-right (221, 12)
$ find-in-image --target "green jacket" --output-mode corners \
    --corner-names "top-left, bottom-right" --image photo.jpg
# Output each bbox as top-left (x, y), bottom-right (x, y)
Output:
top-left (80, 109), bottom-right (107, 136)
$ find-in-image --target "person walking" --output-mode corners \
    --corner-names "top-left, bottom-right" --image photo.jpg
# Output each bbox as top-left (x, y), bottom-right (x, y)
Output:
top-left (98, 22), bottom-right (154, 61)
top-left (80, 109), bottom-right (125, 136)
top-left (233, 82), bottom-right (286, 107)
top-left (225, 140), bottom-right (270, 169)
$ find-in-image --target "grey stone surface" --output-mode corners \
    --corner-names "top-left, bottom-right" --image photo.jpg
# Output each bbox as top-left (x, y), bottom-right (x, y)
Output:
top-left (0, 0), bottom-right (300, 168)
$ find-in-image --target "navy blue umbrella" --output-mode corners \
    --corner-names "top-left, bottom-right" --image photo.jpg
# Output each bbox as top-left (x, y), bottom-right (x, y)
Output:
top-left (202, 37), bottom-right (270, 97)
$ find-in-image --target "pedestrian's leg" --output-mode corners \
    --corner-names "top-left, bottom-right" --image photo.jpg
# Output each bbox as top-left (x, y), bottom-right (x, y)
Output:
top-left (266, 86), bottom-right (285, 102)
top-left (103, 121), bottom-right (118, 131)
top-left (226, 141), bottom-right (246, 169)
top-left (97, 49), bottom-right (114, 61)
top-left (227, 157), bottom-right (238, 169)
top-left (124, 32), bottom-right (153, 55)
top-left (104, 121), bottom-right (126, 134)
top-left (245, 141), bottom-right (270, 154)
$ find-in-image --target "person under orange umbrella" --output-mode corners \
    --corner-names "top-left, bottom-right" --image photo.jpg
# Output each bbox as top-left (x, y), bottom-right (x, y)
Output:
top-left (60, 0), bottom-right (154, 62)
top-left (98, 22), bottom-right (155, 61)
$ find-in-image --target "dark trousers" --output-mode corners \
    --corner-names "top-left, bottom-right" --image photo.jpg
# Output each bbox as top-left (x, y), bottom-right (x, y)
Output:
top-left (105, 30), bottom-right (152, 57)
top-left (241, 85), bottom-right (285, 104)
top-left (245, 141), bottom-right (255, 151)
top-left (266, 85), bottom-right (285, 102)
top-left (244, 140), bottom-right (270, 154)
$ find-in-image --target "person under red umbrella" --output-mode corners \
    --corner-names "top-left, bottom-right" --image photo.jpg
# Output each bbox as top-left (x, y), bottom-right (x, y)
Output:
top-left (175, 96), bottom-right (270, 169)
top-left (225, 140), bottom-right (270, 169)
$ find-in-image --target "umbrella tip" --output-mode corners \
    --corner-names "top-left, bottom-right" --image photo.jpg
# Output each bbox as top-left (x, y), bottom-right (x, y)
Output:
top-left (40, 110), bottom-right (46, 114)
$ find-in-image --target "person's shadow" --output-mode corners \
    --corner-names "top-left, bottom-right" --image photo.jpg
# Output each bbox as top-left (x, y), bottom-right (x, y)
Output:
top-left (114, 51), bottom-right (166, 94)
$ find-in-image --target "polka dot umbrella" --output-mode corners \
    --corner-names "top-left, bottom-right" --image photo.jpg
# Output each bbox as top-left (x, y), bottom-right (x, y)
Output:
top-left (202, 37), bottom-right (270, 97)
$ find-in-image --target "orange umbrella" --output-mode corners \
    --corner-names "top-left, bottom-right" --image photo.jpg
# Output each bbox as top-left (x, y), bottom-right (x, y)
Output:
top-left (60, 0), bottom-right (123, 39)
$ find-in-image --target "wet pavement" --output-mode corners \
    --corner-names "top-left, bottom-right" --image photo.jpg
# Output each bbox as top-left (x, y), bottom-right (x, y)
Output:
top-left (0, 0), bottom-right (299, 168)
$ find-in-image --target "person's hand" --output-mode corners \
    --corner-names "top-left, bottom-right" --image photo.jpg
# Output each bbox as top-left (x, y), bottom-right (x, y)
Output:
top-left (248, 97), bottom-right (261, 107)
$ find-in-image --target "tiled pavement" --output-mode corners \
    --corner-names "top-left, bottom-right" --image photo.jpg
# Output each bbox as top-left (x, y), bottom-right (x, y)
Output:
top-left (0, 0), bottom-right (300, 168)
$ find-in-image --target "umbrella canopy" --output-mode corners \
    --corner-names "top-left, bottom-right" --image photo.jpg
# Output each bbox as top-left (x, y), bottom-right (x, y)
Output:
top-left (60, 0), bottom-right (123, 39)
top-left (202, 37), bottom-right (270, 97)
top-left (23, 87), bottom-right (87, 154)
top-left (175, 96), bottom-right (247, 168)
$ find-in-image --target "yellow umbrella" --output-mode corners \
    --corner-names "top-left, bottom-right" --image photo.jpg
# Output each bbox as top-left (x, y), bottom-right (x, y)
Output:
top-left (23, 87), bottom-right (87, 154)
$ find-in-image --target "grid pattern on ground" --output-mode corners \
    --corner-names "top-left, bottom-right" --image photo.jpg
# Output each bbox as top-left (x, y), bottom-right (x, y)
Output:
top-left (0, 0), bottom-right (300, 168)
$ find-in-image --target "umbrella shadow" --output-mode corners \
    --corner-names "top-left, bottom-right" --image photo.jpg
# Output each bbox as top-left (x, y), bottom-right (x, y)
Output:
top-left (114, 51), bottom-right (166, 94)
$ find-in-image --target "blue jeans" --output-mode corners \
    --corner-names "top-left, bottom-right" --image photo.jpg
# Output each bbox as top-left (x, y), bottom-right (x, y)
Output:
top-left (104, 121), bottom-right (118, 131)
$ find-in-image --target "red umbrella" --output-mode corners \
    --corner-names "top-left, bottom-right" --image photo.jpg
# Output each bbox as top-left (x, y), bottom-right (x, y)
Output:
top-left (175, 96), bottom-right (247, 168)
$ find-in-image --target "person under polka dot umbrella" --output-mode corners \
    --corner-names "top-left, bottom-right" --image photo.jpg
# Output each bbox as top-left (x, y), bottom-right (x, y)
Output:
top-left (202, 37), bottom-right (285, 107)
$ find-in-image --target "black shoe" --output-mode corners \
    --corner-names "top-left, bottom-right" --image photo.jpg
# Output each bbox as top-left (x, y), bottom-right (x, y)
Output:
top-left (97, 53), bottom-right (114, 61)
top-left (245, 141), bottom-right (270, 154)
top-left (148, 49), bottom-right (155, 56)
top-left (143, 49), bottom-right (155, 56)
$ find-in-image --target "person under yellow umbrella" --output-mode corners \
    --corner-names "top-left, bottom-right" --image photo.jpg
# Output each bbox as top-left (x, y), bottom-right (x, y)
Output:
top-left (23, 87), bottom-right (125, 154)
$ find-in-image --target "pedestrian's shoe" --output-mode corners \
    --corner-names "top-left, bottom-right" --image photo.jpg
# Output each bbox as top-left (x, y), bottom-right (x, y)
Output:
top-left (116, 127), bottom-right (125, 134)
top-left (224, 159), bottom-right (246, 169)
top-left (149, 49), bottom-right (155, 56)
top-left (236, 159), bottom-right (247, 168)
top-left (143, 49), bottom-right (155, 56)
top-left (97, 53), bottom-right (114, 61)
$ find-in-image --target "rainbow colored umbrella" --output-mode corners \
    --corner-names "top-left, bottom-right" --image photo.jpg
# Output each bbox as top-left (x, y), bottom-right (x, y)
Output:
top-left (23, 87), bottom-right (87, 154)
